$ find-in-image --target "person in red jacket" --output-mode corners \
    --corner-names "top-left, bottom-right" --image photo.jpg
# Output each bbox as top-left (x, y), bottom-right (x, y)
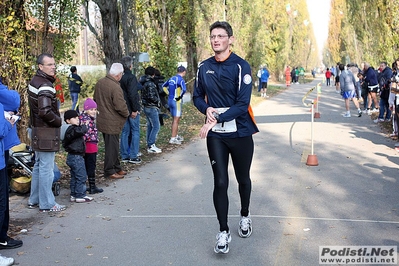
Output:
top-left (325, 68), bottom-right (332, 86)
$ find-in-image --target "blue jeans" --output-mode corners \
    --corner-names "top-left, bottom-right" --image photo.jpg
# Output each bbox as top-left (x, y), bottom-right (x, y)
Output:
top-left (29, 151), bottom-right (57, 209)
top-left (378, 97), bottom-right (391, 120)
top-left (120, 115), bottom-right (141, 159)
top-left (143, 107), bottom-right (160, 147)
top-left (71, 92), bottom-right (79, 111)
top-left (66, 154), bottom-right (87, 198)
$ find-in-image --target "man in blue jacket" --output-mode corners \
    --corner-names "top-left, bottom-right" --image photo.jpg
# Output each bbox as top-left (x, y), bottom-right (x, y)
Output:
top-left (260, 66), bottom-right (270, 98)
top-left (0, 79), bottom-right (23, 250)
top-left (193, 21), bottom-right (259, 254)
top-left (0, 102), bottom-right (18, 265)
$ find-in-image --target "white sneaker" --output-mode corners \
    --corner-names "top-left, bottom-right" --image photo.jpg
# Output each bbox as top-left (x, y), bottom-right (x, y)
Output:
top-left (373, 118), bottom-right (384, 123)
top-left (0, 254), bottom-right (14, 266)
top-left (371, 108), bottom-right (379, 113)
top-left (238, 216), bottom-right (252, 238)
top-left (214, 231), bottom-right (231, 254)
top-left (75, 196), bottom-right (93, 203)
top-left (343, 113), bottom-right (351, 118)
top-left (70, 196), bottom-right (76, 202)
top-left (176, 135), bottom-right (184, 142)
top-left (147, 144), bottom-right (162, 153)
top-left (169, 138), bottom-right (181, 145)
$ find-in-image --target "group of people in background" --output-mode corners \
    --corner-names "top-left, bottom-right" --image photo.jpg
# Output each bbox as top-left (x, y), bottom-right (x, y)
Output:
top-left (324, 59), bottom-right (399, 148)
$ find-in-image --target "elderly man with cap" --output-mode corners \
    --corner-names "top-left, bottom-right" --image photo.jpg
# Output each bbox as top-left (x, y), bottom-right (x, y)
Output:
top-left (93, 63), bottom-right (129, 179)
top-left (162, 65), bottom-right (187, 145)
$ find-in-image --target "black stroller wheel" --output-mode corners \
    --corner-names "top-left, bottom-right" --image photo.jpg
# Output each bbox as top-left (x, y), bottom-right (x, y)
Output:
top-left (52, 182), bottom-right (60, 196)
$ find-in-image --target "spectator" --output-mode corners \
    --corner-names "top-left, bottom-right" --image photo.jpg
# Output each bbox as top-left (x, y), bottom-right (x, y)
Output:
top-left (363, 62), bottom-right (380, 115)
top-left (256, 66), bottom-right (262, 93)
top-left (193, 21), bottom-right (259, 254)
top-left (54, 75), bottom-right (64, 109)
top-left (141, 66), bottom-right (162, 153)
top-left (325, 68), bottom-right (332, 86)
top-left (0, 103), bottom-right (17, 265)
top-left (79, 98), bottom-right (103, 194)
top-left (163, 65), bottom-right (187, 145)
top-left (260, 66), bottom-right (270, 98)
top-left (0, 79), bottom-right (23, 251)
top-left (93, 63), bottom-right (129, 179)
top-left (285, 66), bottom-right (291, 87)
top-left (61, 110), bottom-right (92, 203)
top-left (28, 53), bottom-right (65, 212)
top-left (374, 62), bottom-right (393, 123)
top-left (68, 66), bottom-right (83, 111)
top-left (335, 62), bottom-right (341, 93)
top-left (119, 56), bottom-right (142, 164)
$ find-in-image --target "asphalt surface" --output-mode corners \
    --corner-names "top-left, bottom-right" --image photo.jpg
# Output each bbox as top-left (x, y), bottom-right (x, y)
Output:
top-left (5, 77), bottom-right (399, 266)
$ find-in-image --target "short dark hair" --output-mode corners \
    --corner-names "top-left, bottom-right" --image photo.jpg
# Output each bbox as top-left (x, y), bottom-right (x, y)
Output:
top-left (339, 64), bottom-right (345, 71)
top-left (154, 69), bottom-right (161, 77)
top-left (70, 66), bottom-right (77, 73)
top-left (145, 66), bottom-right (156, 76)
top-left (210, 21), bottom-right (233, 37)
top-left (121, 56), bottom-right (133, 69)
top-left (37, 53), bottom-right (53, 65)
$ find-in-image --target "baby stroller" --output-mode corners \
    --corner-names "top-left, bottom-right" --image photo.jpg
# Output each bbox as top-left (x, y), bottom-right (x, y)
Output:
top-left (7, 143), bottom-right (61, 196)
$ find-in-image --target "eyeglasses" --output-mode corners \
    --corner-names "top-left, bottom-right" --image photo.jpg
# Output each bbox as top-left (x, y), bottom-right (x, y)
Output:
top-left (209, 34), bottom-right (229, 40)
top-left (41, 63), bottom-right (56, 67)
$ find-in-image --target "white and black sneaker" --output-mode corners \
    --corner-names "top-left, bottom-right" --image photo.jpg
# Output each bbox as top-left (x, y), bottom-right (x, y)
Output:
top-left (0, 254), bottom-right (14, 266)
top-left (238, 216), bottom-right (252, 238)
top-left (214, 231), bottom-right (231, 254)
top-left (147, 144), bottom-right (162, 153)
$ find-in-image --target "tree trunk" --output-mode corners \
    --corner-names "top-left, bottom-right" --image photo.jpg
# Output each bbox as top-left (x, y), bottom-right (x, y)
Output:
top-left (93, 0), bottom-right (122, 69)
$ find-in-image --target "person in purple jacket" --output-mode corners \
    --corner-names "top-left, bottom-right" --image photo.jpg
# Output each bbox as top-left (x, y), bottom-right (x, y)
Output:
top-left (193, 21), bottom-right (259, 254)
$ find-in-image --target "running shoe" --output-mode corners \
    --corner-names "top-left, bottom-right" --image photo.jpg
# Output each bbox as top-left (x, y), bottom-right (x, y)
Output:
top-left (238, 216), bottom-right (252, 238)
top-left (75, 196), bottom-right (93, 203)
top-left (147, 144), bottom-right (162, 153)
top-left (343, 113), bottom-right (351, 118)
top-left (214, 231), bottom-right (231, 254)
top-left (39, 204), bottom-right (66, 213)
top-left (169, 138), bottom-right (181, 145)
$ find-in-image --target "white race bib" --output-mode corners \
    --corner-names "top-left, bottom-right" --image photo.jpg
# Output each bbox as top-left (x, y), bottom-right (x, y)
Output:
top-left (211, 107), bottom-right (237, 133)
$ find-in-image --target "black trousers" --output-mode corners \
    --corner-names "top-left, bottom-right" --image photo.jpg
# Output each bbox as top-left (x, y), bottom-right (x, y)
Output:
top-left (206, 136), bottom-right (254, 232)
top-left (84, 152), bottom-right (97, 178)
top-left (102, 133), bottom-right (122, 176)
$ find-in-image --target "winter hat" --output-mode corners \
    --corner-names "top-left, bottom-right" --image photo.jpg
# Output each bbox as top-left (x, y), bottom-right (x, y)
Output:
top-left (84, 98), bottom-right (97, 110)
top-left (177, 65), bottom-right (186, 73)
top-left (64, 110), bottom-right (79, 123)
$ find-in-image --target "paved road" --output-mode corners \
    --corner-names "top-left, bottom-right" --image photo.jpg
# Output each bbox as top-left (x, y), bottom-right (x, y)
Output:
top-left (5, 77), bottom-right (399, 265)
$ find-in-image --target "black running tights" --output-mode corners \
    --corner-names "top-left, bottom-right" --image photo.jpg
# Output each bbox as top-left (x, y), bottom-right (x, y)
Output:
top-left (206, 136), bottom-right (254, 232)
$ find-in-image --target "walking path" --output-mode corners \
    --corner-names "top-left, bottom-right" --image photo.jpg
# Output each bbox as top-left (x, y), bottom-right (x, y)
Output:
top-left (5, 77), bottom-right (399, 265)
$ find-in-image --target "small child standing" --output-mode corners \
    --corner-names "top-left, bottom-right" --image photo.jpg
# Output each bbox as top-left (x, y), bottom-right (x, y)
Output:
top-left (79, 98), bottom-right (103, 194)
top-left (62, 110), bottom-right (93, 203)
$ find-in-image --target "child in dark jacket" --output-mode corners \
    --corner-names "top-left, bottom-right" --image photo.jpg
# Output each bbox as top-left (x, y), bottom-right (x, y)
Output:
top-left (62, 110), bottom-right (93, 203)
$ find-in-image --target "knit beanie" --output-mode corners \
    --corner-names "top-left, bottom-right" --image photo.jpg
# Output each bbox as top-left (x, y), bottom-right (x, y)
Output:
top-left (84, 98), bottom-right (97, 110)
top-left (64, 110), bottom-right (79, 123)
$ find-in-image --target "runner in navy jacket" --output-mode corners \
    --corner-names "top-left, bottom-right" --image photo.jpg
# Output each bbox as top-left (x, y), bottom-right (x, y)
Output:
top-left (193, 21), bottom-right (258, 255)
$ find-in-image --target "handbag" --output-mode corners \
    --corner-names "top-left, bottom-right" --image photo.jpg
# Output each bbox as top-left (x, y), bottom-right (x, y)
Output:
top-left (31, 126), bottom-right (60, 152)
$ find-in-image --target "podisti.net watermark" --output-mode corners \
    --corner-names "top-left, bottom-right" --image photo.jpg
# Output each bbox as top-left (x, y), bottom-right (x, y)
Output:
top-left (319, 246), bottom-right (397, 264)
